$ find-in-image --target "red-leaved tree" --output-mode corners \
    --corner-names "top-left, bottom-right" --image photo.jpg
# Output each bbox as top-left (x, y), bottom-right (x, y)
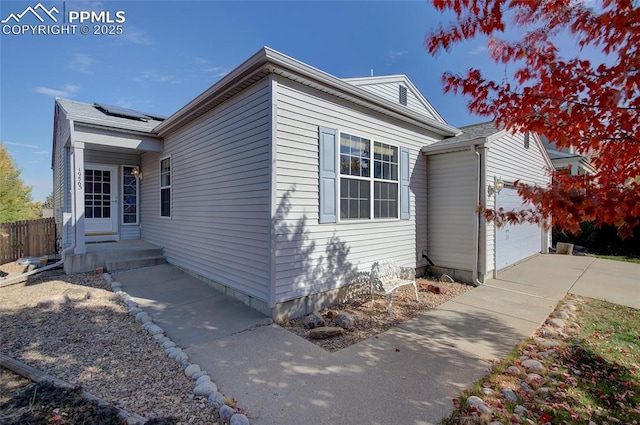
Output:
top-left (426, 0), bottom-right (639, 238)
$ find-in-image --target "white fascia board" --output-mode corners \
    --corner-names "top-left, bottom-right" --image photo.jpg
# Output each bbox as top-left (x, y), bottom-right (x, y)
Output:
top-left (422, 138), bottom-right (488, 155)
top-left (74, 123), bottom-right (163, 152)
top-left (156, 46), bottom-right (462, 138)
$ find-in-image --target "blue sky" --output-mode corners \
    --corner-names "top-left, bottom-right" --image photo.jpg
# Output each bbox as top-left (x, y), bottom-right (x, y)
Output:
top-left (0, 0), bottom-right (570, 202)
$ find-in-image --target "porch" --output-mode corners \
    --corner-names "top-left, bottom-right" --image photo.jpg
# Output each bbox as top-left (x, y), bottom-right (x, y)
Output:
top-left (63, 240), bottom-right (166, 274)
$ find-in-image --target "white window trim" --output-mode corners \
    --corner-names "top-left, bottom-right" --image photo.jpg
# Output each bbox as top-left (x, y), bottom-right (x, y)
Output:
top-left (337, 131), bottom-right (400, 222)
top-left (121, 165), bottom-right (140, 225)
top-left (160, 155), bottom-right (172, 219)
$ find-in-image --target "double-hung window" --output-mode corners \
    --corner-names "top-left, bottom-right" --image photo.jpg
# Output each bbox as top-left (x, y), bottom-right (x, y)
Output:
top-left (160, 156), bottom-right (171, 217)
top-left (339, 133), bottom-right (399, 220)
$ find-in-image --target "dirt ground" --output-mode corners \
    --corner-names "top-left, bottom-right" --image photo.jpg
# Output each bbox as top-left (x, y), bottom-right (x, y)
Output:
top-left (278, 277), bottom-right (473, 352)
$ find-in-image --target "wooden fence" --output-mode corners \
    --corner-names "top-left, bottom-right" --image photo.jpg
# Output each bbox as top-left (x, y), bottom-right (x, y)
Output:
top-left (0, 217), bottom-right (57, 264)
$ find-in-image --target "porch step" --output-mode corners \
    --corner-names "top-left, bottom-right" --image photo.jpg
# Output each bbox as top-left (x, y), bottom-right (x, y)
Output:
top-left (106, 255), bottom-right (167, 272)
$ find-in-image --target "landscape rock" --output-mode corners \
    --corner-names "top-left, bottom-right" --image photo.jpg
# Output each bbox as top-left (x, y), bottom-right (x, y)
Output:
top-left (135, 312), bottom-right (151, 324)
top-left (537, 340), bottom-right (561, 349)
top-left (548, 318), bottom-right (566, 328)
top-left (166, 347), bottom-right (182, 358)
top-left (303, 312), bottom-right (325, 329)
top-left (145, 323), bottom-right (164, 336)
top-left (154, 334), bottom-right (168, 343)
top-left (501, 388), bottom-right (517, 403)
top-left (185, 363), bottom-right (201, 378)
top-left (514, 405), bottom-right (528, 415)
top-left (426, 283), bottom-right (449, 295)
top-left (521, 359), bottom-right (544, 372)
top-left (219, 405), bottom-right (235, 422)
top-left (162, 340), bottom-right (176, 349)
top-left (527, 373), bottom-right (543, 384)
top-left (175, 351), bottom-right (189, 363)
top-left (191, 371), bottom-right (207, 381)
top-left (466, 395), bottom-right (492, 414)
top-left (481, 387), bottom-right (494, 396)
top-left (193, 380), bottom-right (218, 396)
top-left (506, 366), bottom-right (521, 375)
top-left (538, 350), bottom-right (555, 359)
top-left (520, 381), bottom-right (533, 392)
top-left (551, 310), bottom-right (570, 319)
top-left (230, 414), bottom-right (250, 425)
top-left (128, 307), bottom-right (142, 315)
top-left (439, 273), bottom-right (455, 283)
top-left (307, 326), bottom-right (345, 339)
top-left (196, 374), bottom-right (211, 385)
top-left (334, 312), bottom-right (355, 330)
top-left (207, 391), bottom-right (226, 409)
top-left (537, 387), bottom-right (550, 395)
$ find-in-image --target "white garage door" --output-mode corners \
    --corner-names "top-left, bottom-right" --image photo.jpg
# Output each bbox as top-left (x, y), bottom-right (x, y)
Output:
top-left (496, 187), bottom-right (542, 270)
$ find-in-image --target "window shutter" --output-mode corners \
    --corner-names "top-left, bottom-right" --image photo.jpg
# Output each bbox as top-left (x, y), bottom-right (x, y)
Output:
top-left (524, 132), bottom-right (530, 149)
top-left (319, 127), bottom-right (337, 223)
top-left (400, 147), bottom-right (410, 220)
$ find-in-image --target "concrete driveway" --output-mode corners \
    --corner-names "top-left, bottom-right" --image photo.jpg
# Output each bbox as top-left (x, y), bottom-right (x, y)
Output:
top-left (114, 255), bottom-right (639, 425)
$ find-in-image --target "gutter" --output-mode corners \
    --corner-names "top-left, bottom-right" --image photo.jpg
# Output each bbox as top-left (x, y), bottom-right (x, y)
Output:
top-left (471, 145), bottom-right (486, 287)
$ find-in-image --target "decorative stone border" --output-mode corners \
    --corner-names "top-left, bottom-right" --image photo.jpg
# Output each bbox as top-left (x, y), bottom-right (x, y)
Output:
top-left (102, 273), bottom-right (250, 425)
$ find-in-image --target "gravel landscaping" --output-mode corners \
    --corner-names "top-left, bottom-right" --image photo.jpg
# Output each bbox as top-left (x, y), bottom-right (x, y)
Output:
top-left (0, 264), bottom-right (220, 424)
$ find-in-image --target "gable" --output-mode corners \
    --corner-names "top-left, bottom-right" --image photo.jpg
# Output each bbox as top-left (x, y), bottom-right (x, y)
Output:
top-left (342, 75), bottom-right (446, 124)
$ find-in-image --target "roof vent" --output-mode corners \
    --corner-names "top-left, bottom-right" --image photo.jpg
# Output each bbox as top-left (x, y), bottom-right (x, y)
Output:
top-left (399, 85), bottom-right (407, 106)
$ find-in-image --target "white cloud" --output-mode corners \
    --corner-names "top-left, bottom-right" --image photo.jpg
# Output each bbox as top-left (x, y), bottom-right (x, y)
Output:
top-left (194, 57), bottom-right (230, 78)
top-left (34, 84), bottom-right (80, 97)
top-left (134, 71), bottom-right (177, 84)
top-left (120, 27), bottom-right (152, 45)
top-left (70, 53), bottom-right (95, 73)
top-left (34, 150), bottom-right (50, 155)
top-left (387, 50), bottom-right (408, 62)
top-left (1, 140), bottom-right (40, 149)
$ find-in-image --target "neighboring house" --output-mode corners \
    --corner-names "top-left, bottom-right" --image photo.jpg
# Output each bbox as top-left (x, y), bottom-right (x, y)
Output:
top-left (52, 47), bottom-right (552, 319)
top-left (541, 136), bottom-right (596, 176)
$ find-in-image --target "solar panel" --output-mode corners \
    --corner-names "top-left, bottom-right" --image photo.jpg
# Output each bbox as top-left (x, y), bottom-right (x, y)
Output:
top-left (94, 102), bottom-right (150, 121)
top-left (136, 111), bottom-right (167, 121)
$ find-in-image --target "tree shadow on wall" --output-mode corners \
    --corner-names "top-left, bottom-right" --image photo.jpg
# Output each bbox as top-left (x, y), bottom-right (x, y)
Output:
top-left (273, 187), bottom-right (368, 309)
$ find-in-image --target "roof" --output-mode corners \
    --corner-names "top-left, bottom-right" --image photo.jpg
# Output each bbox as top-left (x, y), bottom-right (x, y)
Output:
top-left (546, 149), bottom-right (582, 160)
top-left (422, 120), bottom-right (505, 154)
top-left (56, 98), bottom-right (164, 134)
top-left (156, 47), bottom-right (462, 137)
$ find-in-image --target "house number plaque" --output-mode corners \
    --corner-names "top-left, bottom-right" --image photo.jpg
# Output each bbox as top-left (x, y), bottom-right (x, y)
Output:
top-left (77, 168), bottom-right (83, 190)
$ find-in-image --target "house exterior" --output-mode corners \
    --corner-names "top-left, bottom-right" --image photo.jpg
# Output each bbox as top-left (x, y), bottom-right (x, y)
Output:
top-left (423, 121), bottom-right (553, 282)
top-left (541, 136), bottom-right (596, 176)
top-left (52, 47), bottom-right (552, 319)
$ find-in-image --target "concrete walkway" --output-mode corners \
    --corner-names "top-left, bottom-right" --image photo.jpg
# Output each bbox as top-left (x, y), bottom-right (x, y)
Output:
top-left (114, 255), bottom-right (639, 425)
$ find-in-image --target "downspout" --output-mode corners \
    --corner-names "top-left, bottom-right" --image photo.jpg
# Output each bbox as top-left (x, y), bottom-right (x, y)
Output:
top-left (471, 146), bottom-right (485, 287)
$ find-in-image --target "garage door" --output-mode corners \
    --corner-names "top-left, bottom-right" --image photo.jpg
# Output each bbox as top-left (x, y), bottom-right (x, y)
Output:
top-left (495, 187), bottom-right (542, 270)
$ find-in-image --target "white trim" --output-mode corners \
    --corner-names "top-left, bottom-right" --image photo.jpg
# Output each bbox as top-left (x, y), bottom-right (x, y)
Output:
top-left (121, 165), bottom-right (140, 225)
top-left (84, 163), bottom-right (119, 242)
top-left (337, 130), bottom-right (401, 222)
top-left (268, 75), bottom-right (278, 308)
top-left (159, 155), bottom-right (172, 219)
top-left (155, 47), bottom-right (461, 138)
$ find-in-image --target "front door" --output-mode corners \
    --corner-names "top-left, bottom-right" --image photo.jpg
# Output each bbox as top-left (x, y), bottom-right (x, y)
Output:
top-left (84, 164), bottom-right (119, 242)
